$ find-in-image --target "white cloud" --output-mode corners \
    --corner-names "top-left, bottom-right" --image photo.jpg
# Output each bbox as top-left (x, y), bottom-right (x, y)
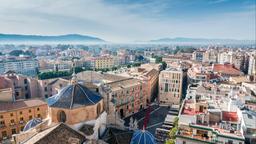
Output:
top-left (0, 0), bottom-right (254, 42)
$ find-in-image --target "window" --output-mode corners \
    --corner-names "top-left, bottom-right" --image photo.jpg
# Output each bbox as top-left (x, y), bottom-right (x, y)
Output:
top-left (97, 104), bottom-right (101, 115)
top-left (19, 111), bottom-right (22, 115)
top-left (10, 119), bottom-right (15, 123)
top-left (0, 121), bottom-right (5, 125)
top-left (24, 79), bottom-right (27, 84)
top-left (29, 109), bottom-right (31, 113)
top-left (37, 108), bottom-right (40, 111)
top-left (1, 131), bottom-right (7, 138)
top-left (45, 94), bottom-right (48, 98)
top-left (10, 113), bottom-right (13, 117)
top-left (20, 117), bottom-right (24, 121)
top-left (11, 129), bottom-right (16, 134)
top-left (44, 87), bottom-right (47, 92)
top-left (37, 114), bottom-right (41, 118)
top-left (164, 83), bottom-right (168, 92)
top-left (57, 111), bottom-right (66, 123)
top-left (0, 115), bottom-right (3, 119)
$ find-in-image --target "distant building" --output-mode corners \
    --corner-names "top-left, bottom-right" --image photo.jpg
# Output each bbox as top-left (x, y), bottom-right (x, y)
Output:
top-left (248, 53), bottom-right (256, 75)
top-left (218, 51), bottom-right (233, 64)
top-left (159, 67), bottom-right (183, 105)
top-left (92, 56), bottom-right (114, 69)
top-left (192, 50), bottom-right (209, 63)
top-left (0, 58), bottom-right (38, 76)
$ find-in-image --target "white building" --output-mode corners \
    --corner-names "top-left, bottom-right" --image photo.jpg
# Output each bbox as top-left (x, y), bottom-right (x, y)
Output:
top-left (248, 53), bottom-right (256, 75)
top-left (0, 59), bottom-right (39, 76)
top-left (218, 51), bottom-right (233, 64)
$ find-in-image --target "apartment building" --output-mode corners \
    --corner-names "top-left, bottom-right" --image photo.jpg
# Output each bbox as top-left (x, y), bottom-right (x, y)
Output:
top-left (93, 56), bottom-right (114, 69)
top-left (218, 51), bottom-right (233, 64)
top-left (159, 67), bottom-right (183, 105)
top-left (248, 53), bottom-right (256, 75)
top-left (192, 50), bottom-right (209, 63)
top-left (0, 58), bottom-right (38, 76)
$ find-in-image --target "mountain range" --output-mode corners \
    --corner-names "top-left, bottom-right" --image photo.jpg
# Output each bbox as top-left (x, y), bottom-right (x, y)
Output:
top-left (0, 34), bottom-right (105, 43)
top-left (0, 34), bottom-right (254, 44)
top-left (150, 37), bottom-right (254, 44)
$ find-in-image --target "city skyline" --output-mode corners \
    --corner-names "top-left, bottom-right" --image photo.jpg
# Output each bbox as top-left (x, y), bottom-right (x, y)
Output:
top-left (0, 0), bottom-right (255, 42)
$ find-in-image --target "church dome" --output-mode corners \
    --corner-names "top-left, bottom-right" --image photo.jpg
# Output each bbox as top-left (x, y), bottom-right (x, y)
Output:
top-left (23, 118), bottom-right (42, 131)
top-left (130, 129), bottom-right (156, 144)
top-left (47, 83), bottom-right (102, 109)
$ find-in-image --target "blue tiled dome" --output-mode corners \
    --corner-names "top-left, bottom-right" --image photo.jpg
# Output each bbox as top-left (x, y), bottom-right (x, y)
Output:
top-left (130, 129), bottom-right (156, 144)
top-left (23, 118), bottom-right (42, 131)
top-left (47, 83), bottom-right (102, 109)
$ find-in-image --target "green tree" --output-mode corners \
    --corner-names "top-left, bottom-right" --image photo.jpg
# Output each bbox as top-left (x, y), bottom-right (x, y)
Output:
top-left (165, 117), bottom-right (179, 144)
top-left (38, 71), bottom-right (71, 80)
top-left (152, 56), bottom-right (163, 63)
top-left (9, 50), bottom-right (24, 56)
top-left (161, 61), bottom-right (167, 70)
top-left (112, 67), bottom-right (118, 71)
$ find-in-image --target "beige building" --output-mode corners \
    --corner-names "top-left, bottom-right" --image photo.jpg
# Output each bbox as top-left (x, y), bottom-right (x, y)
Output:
top-left (2, 71), bottom-right (41, 100)
top-left (100, 78), bottom-right (148, 118)
top-left (94, 56), bottom-right (114, 69)
top-left (0, 99), bottom-right (47, 140)
top-left (159, 67), bottom-right (183, 105)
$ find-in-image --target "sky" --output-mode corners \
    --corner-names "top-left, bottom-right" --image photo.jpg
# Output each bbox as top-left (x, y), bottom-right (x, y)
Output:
top-left (0, 0), bottom-right (255, 42)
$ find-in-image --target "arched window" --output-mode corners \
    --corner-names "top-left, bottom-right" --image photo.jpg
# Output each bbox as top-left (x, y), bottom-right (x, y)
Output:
top-left (57, 110), bottom-right (66, 123)
top-left (97, 104), bottom-right (101, 115)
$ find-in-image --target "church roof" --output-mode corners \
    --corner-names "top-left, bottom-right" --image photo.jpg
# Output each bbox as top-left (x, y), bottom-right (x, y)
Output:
top-left (101, 127), bottom-right (134, 144)
top-left (47, 83), bottom-right (102, 109)
top-left (130, 129), bottom-right (156, 144)
top-left (23, 123), bottom-right (86, 144)
top-left (23, 118), bottom-right (42, 131)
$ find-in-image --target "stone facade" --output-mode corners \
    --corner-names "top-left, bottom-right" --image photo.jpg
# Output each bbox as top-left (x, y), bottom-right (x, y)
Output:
top-left (0, 99), bottom-right (48, 140)
top-left (49, 100), bottom-right (104, 125)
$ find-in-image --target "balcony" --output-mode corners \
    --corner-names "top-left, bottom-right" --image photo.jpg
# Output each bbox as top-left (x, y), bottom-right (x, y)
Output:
top-left (176, 130), bottom-right (216, 144)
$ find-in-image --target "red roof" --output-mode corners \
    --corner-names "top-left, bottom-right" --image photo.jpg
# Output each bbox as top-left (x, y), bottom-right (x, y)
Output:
top-left (222, 111), bottom-right (238, 122)
top-left (213, 64), bottom-right (242, 76)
